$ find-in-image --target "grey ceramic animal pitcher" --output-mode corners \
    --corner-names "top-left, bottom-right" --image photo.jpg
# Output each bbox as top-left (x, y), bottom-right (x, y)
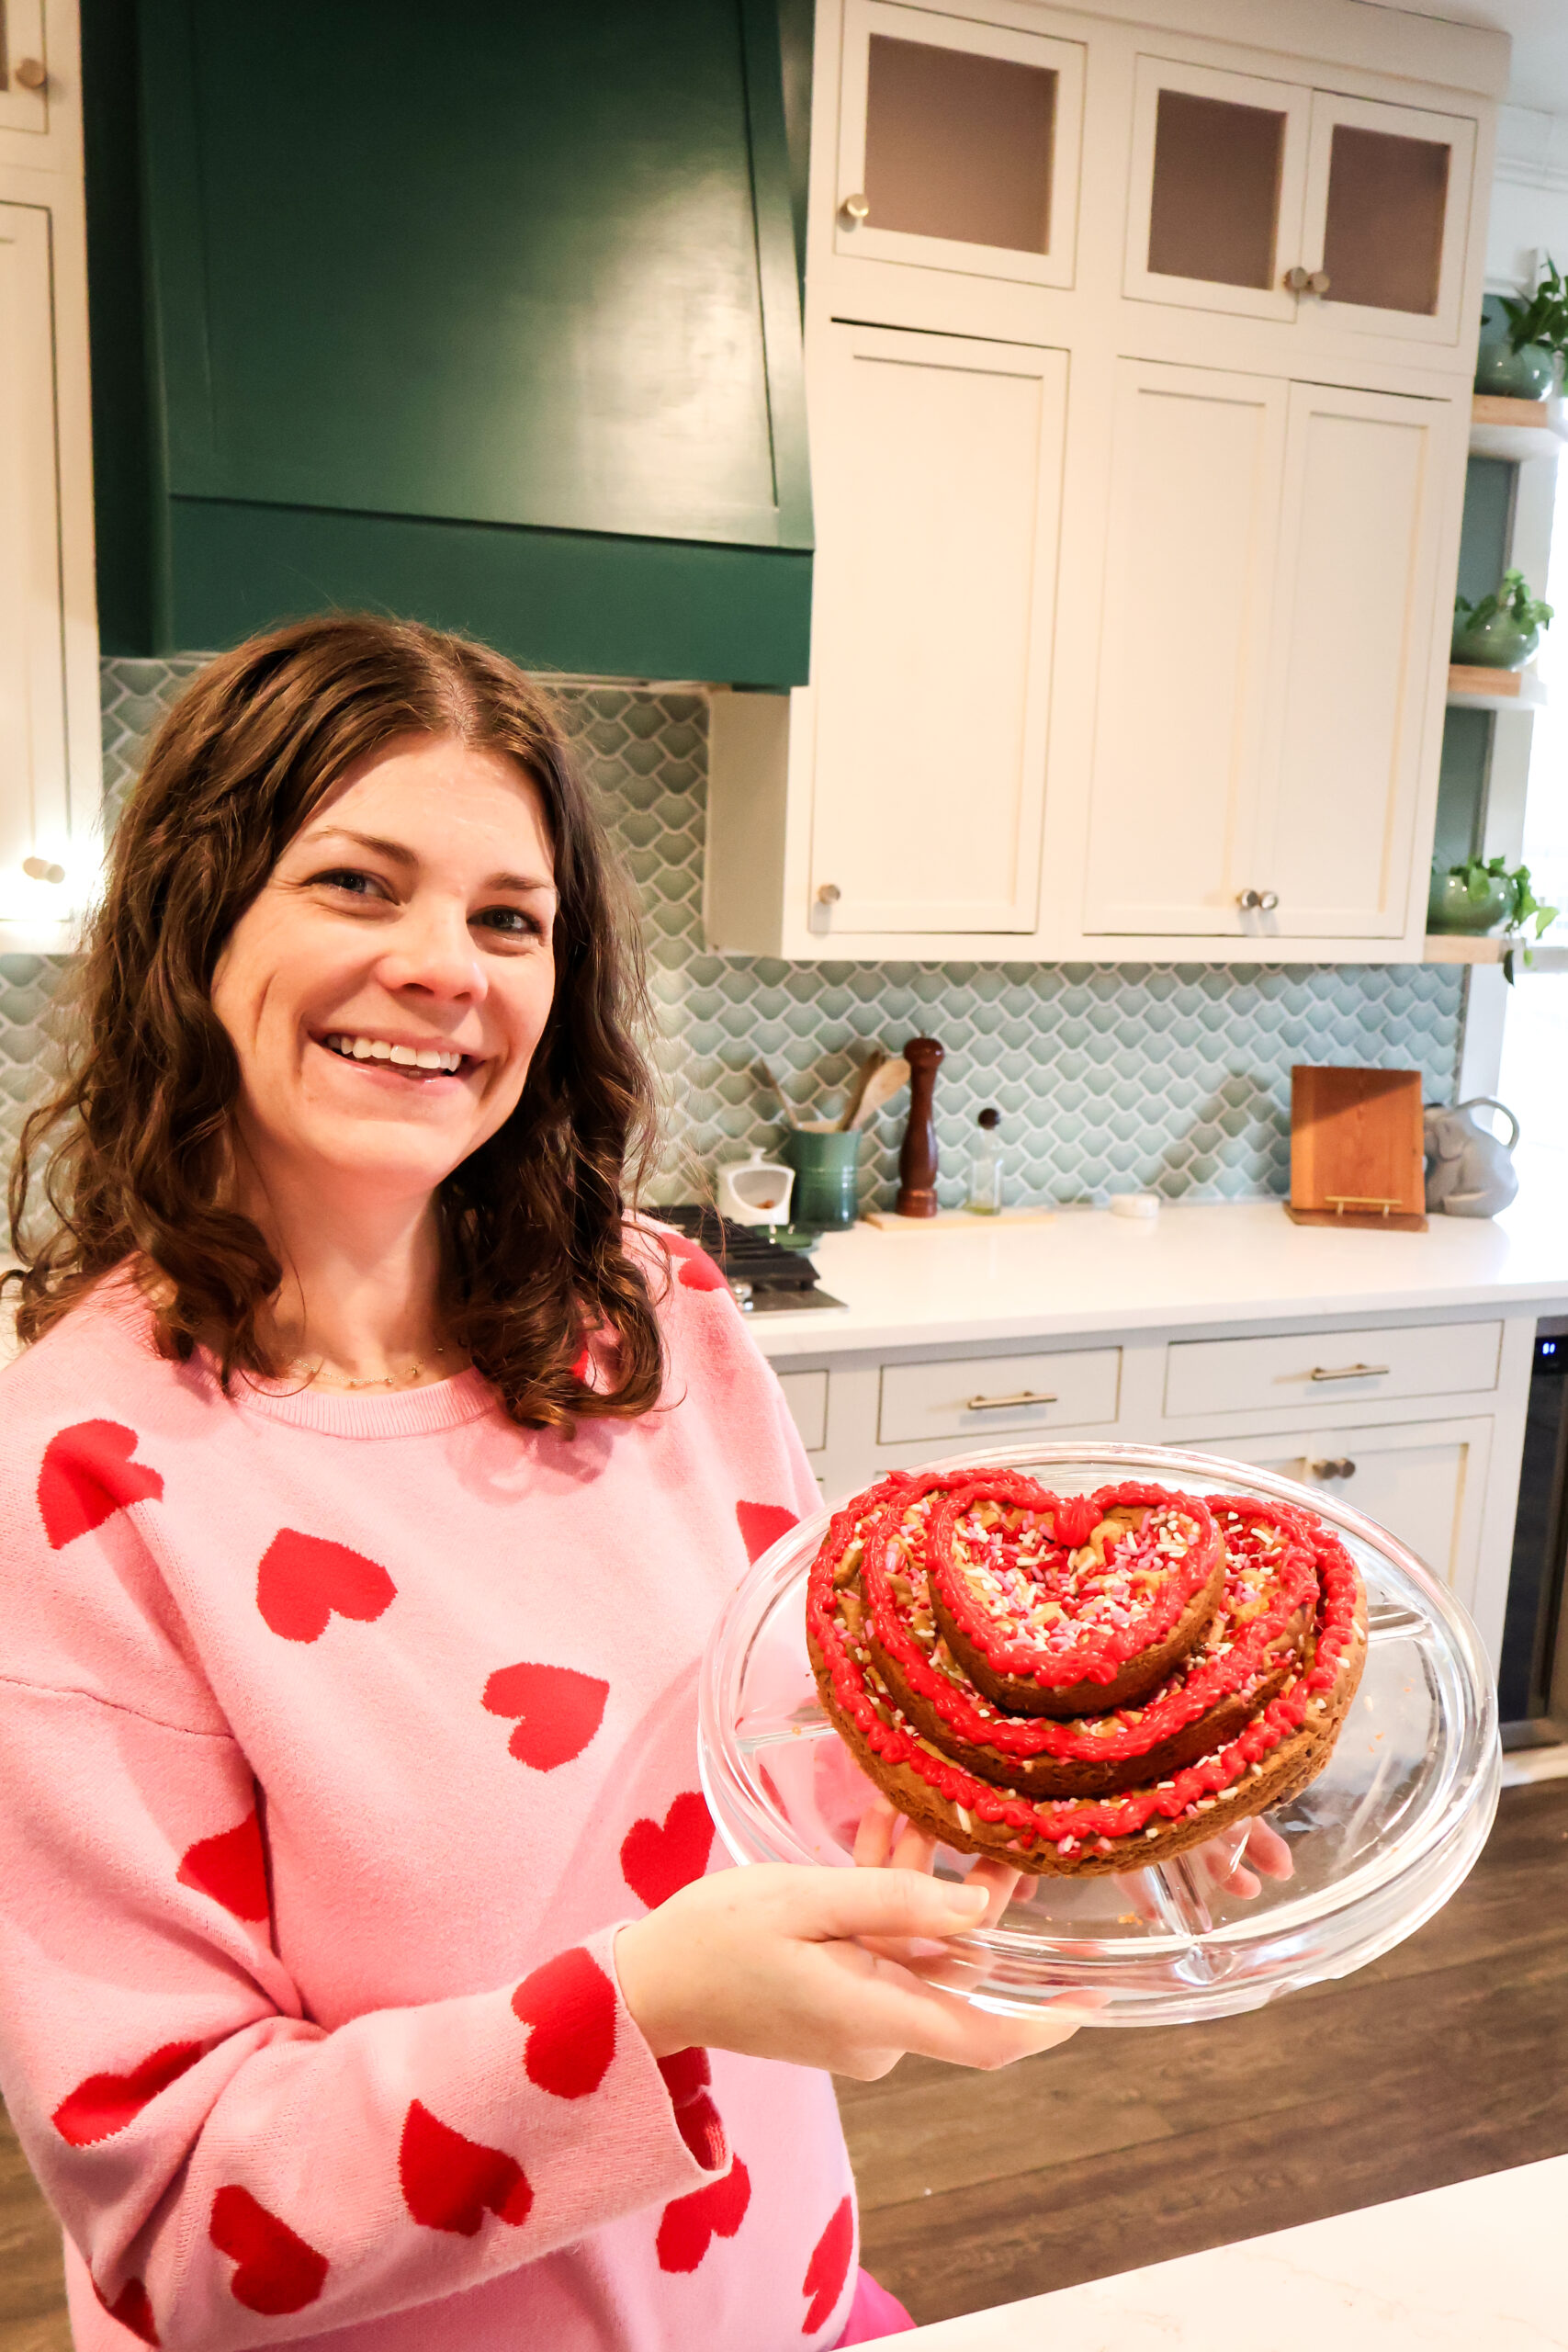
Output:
top-left (1423, 1097), bottom-right (1521, 1218)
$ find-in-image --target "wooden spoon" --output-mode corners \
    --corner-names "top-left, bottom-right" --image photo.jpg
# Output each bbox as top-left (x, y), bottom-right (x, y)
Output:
top-left (837, 1047), bottom-right (889, 1131)
top-left (850, 1055), bottom-right (910, 1127)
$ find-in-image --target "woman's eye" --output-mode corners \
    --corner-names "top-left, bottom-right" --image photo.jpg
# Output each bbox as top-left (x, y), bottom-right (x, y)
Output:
top-left (310, 867), bottom-right (387, 899)
top-left (473, 905), bottom-right (542, 939)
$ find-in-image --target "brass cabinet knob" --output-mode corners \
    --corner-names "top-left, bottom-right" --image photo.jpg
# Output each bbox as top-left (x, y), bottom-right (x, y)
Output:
top-left (15, 56), bottom-right (47, 90)
top-left (839, 194), bottom-right (870, 228)
top-left (22, 855), bottom-right (66, 884)
top-left (816, 882), bottom-right (841, 905)
top-left (1283, 265), bottom-right (1311, 292)
top-left (1308, 270), bottom-right (1331, 295)
top-left (1236, 888), bottom-right (1279, 912)
top-left (1309, 1457), bottom-right (1358, 1480)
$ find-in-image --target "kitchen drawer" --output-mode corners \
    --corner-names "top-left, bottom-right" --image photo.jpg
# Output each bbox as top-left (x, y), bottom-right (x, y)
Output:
top-left (776, 1368), bottom-right (829, 1454)
top-left (1165, 1320), bottom-right (1503, 1419)
top-left (878, 1348), bottom-right (1121, 1446)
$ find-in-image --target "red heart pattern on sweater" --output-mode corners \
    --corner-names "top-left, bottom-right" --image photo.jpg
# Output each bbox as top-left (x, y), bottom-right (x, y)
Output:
top-left (93, 2274), bottom-right (159, 2345)
top-left (620, 1791), bottom-right (715, 1910)
top-left (511, 1946), bottom-right (616, 2098)
top-left (209, 2185), bottom-right (328, 2315)
top-left (38, 1422), bottom-right (164, 1551)
top-left (399, 2099), bottom-right (534, 2235)
top-left (656, 2155), bottom-right (750, 2273)
top-left (482, 1661), bottom-right (610, 1771)
top-left (663, 1233), bottom-right (729, 1294)
top-left (657, 2046), bottom-right (727, 2172)
top-left (736, 1499), bottom-right (799, 1564)
top-left (802, 2196), bottom-right (854, 2333)
top-left (254, 1531), bottom-right (396, 1643)
top-left (52, 2041), bottom-right (205, 2148)
top-left (176, 1809), bottom-right (270, 1923)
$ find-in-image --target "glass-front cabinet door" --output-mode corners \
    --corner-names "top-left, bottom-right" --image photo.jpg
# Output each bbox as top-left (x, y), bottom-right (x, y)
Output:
top-left (1124, 58), bottom-right (1475, 346)
top-left (1300, 93), bottom-right (1475, 345)
top-left (1123, 58), bottom-right (1310, 322)
top-left (834, 0), bottom-right (1085, 288)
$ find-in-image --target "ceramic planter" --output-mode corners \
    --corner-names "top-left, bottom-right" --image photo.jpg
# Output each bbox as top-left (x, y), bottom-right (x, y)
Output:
top-left (1427, 870), bottom-right (1510, 934)
top-left (1473, 341), bottom-right (1556, 399)
top-left (1450, 609), bottom-right (1540, 669)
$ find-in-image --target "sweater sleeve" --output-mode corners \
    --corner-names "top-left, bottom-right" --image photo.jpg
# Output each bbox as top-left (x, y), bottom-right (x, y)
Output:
top-left (0, 1679), bottom-right (727, 2349)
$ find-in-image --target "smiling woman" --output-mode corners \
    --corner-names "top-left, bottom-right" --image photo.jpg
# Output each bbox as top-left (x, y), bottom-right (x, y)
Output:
top-left (0, 616), bottom-right (1113, 2352)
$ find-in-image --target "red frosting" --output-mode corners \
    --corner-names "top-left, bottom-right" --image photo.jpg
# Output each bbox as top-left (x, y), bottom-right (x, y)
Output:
top-left (927, 1476), bottom-right (1223, 1690)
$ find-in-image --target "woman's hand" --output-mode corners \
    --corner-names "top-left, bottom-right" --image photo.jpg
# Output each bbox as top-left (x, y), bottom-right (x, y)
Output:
top-left (615, 1857), bottom-right (1094, 2082)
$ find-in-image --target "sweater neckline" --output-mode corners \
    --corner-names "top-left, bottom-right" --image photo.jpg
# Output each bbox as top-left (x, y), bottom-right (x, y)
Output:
top-left (87, 1268), bottom-right (502, 1439)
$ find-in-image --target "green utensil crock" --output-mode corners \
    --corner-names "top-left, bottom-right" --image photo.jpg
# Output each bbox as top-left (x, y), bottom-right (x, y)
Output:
top-left (779, 1129), bottom-right (863, 1230)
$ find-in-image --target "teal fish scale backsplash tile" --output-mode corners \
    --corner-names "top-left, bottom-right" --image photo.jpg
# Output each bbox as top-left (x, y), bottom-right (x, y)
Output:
top-left (0, 662), bottom-right (1464, 1215)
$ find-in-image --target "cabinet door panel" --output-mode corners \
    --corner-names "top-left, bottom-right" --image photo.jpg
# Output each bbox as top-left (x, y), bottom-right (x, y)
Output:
top-left (1122, 57), bottom-right (1309, 322)
top-left (0, 0), bottom-right (48, 137)
top-left (1083, 361), bottom-right (1285, 934)
top-left (1301, 93), bottom-right (1476, 346)
top-left (835, 0), bottom-right (1084, 290)
top-left (808, 324), bottom-right (1064, 933)
top-left (0, 201), bottom-right (70, 924)
top-left (1209, 1418), bottom-right (1492, 1609)
top-left (1258, 384), bottom-right (1450, 936)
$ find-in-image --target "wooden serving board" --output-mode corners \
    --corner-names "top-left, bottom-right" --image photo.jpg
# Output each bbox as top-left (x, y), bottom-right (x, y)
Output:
top-left (1287, 1066), bottom-right (1427, 1232)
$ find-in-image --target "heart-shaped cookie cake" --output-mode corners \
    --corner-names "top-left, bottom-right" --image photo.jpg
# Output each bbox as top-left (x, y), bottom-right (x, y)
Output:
top-left (806, 1470), bottom-right (1367, 1876)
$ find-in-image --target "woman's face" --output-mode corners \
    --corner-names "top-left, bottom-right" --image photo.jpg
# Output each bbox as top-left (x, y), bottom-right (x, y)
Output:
top-left (211, 733), bottom-right (558, 1212)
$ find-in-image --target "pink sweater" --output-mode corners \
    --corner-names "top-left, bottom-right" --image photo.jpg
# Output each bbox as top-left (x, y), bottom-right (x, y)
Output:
top-left (0, 1235), bottom-right (857, 2351)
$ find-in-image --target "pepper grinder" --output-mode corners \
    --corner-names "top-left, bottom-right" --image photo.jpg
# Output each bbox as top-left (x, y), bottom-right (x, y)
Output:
top-left (896, 1036), bottom-right (944, 1217)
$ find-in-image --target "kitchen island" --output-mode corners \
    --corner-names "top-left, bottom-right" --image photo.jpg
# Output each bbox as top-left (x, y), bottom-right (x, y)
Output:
top-left (892, 2152), bottom-right (1568, 2349)
top-left (750, 1196), bottom-right (1568, 1671)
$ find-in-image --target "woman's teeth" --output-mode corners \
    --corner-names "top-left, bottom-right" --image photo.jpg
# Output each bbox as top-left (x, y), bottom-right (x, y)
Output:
top-left (323, 1035), bottom-right (463, 1073)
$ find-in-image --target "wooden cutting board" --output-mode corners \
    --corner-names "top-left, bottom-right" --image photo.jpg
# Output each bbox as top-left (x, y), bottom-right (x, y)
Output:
top-left (1287, 1065), bottom-right (1427, 1231)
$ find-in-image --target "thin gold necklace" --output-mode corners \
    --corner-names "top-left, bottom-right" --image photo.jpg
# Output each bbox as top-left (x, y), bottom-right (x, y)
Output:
top-left (289, 1344), bottom-right (447, 1392)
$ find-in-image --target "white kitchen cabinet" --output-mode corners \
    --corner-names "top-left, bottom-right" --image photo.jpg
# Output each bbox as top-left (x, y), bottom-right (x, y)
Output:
top-left (1084, 363), bottom-right (1458, 940)
top-left (1208, 1417), bottom-right (1495, 1618)
top-left (0, 0), bottom-right (99, 950)
top-left (0, 1), bottom-right (49, 144)
top-left (832, 0), bottom-right (1084, 293)
top-left (1124, 57), bottom-right (1477, 353)
top-left (705, 0), bottom-right (1502, 963)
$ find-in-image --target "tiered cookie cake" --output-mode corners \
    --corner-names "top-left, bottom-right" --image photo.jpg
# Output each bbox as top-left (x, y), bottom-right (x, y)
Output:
top-left (807, 1469), bottom-right (1368, 1877)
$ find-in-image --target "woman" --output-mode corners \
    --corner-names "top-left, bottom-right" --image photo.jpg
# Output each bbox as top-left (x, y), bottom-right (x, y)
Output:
top-left (0, 616), bottom-right (1116, 2352)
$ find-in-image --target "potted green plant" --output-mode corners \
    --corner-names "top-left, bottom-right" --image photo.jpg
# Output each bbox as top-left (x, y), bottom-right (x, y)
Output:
top-left (1428, 855), bottom-right (1560, 978)
top-left (1474, 257), bottom-right (1568, 398)
top-left (1451, 571), bottom-right (1554, 669)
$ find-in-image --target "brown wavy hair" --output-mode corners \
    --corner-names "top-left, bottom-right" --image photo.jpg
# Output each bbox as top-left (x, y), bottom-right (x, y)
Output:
top-left (6, 615), bottom-right (666, 1428)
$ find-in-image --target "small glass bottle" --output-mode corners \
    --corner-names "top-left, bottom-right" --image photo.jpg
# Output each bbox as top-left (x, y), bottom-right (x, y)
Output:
top-left (966, 1107), bottom-right (1003, 1216)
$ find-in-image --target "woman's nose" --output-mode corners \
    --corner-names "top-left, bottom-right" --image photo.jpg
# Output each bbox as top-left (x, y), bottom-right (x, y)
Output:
top-left (376, 901), bottom-right (488, 1001)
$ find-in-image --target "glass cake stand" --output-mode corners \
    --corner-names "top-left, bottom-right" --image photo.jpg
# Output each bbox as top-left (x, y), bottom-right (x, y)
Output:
top-left (698, 1442), bottom-right (1500, 2026)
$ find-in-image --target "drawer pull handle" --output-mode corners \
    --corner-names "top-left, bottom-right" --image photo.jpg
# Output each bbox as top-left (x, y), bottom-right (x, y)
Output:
top-left (1307, 1363), bottom-right (1390, 1383)
top-left (1309, 1456), bottom-right (1358, 1480)
top-left (964, 1389), bottom-right (1058, 1412)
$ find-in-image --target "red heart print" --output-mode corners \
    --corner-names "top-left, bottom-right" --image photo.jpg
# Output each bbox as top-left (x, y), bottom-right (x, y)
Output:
top-left (209, 2185), bottom-right (328, 2316)
top-left (399, 2099), bottom-right (534, 2235)
top-left (38, 1422), bottom-right (164, 1551)
top-left (93, 2275), bottom-right (159, 2345)
top-left (52, 2041), bottom-right (205, 2148)
top-left (511, 1947), bottom-right (616, 2098)
top-left (482, 1662), bottom-right (609, 1771)
top-left (657, 2046), bottom-right (727, 2172)
top-left (177, 1809), bottom-right (269, 1923)
top-left (736, 1500), bottom-right (799, 1564)
top-left (254, 1531), bottom-right (396, 1643)
top-left (621, 1791), bottom-right (715, 1909)
top-left (802, 2196), bottom-right (854, 2333)
top-left (656, 2155), bottom-right (750, 2273)
top-left (663, 1233), bottom-right (729, 1294)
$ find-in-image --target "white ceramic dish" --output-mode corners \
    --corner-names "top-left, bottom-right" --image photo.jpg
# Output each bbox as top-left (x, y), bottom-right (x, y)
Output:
top-left (698, 1442), bottom-right (1500, 2026)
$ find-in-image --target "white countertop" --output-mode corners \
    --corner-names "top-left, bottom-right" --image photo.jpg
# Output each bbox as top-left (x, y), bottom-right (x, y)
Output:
top-left (898, 2154), bottom-right (1568, 2349)
top-left (753, 1195), bottom-right (1568, 1360)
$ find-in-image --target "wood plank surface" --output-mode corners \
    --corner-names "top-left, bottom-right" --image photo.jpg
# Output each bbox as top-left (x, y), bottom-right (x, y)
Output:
top-left (2, 1781), bottom-right (1565, 2348)
top-left (841, 1778), bottom-right (1568, 2327)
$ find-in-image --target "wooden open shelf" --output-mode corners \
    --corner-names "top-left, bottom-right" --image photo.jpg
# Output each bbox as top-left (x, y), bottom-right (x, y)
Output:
top-left (1447, 662), bottom-right (1546, 711)
top-left (1424, 933), bottom-right (1568, 970)
top-left (1470, 394), bottom-right (1568, 462)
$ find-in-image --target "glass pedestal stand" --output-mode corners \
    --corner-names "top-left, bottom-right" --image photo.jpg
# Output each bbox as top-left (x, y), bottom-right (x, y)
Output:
top-left (699, 1442), bottom-right (1500, 2027)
